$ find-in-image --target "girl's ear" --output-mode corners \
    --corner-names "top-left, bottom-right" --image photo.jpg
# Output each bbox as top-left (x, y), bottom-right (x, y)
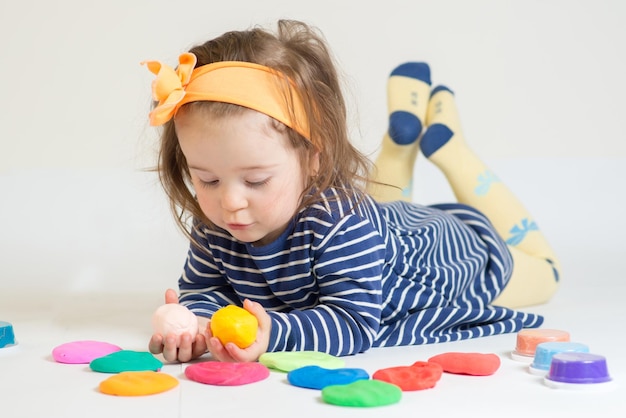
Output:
top-left (309, 151), bottom-right (320, 176)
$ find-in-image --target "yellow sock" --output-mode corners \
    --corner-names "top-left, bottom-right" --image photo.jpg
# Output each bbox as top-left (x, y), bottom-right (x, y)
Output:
top-left (368, 62), bottom-right (431, 202)
top-left (493, 247), bottom-right (559, 308)
top-left (421, 86), bottom-right (560, 308)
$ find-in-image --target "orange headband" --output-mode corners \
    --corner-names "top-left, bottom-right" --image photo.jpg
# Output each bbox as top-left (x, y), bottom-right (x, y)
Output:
top-left (142, 53), bottom-right (311, 142)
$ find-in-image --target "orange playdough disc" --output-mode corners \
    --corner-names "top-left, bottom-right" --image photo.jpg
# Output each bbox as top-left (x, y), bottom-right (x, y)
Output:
top-left (99, 371), bottom-right (178, 396)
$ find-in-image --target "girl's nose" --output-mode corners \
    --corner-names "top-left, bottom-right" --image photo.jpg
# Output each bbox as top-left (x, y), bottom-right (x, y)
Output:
top-left (220, 186), bottom-right (247, 211)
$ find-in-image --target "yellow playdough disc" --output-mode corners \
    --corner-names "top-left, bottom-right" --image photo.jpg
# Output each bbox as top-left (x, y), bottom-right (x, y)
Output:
top-left (99, 371), bottom-right (179, 396)
top-left (210, 305), bottom-right (258, 348)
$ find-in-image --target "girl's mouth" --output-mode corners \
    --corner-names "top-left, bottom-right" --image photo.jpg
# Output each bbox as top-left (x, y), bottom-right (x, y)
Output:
top-left (227, 223), bottom-right (251, 231)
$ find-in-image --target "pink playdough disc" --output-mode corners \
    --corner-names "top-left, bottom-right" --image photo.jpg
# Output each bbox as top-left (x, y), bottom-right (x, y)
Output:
top-left (52, 340), bottom-right (122, 364)
top-left (185, 361), bottom-right (270, 386)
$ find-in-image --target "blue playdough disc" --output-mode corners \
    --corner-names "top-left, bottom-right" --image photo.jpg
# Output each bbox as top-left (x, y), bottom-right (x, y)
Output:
top-left (287, 365), bottom-right (369, 389)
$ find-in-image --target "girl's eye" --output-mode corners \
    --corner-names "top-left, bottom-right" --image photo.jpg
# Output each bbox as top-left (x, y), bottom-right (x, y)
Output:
top-left (198, 179), bottom-right (218, 188)
top-left (246, 178), bottom-right (269, 187)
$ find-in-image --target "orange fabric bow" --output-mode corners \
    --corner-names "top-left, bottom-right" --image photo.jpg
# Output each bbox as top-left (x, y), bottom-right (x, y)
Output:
top-left (141, 53), bottom-right (313, 146)
top-left (142, 53), bottom-right (197, 126)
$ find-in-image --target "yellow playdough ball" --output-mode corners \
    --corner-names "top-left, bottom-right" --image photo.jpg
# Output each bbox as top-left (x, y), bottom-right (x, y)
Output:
top-left (210, 305), bottom-right (258, 348)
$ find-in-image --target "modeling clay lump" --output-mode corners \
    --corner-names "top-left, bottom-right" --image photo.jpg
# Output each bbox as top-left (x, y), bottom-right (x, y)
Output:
top-left (152, 303), bottom-right (199, 338)
top-left (210, 305), bottom-right (258, 348)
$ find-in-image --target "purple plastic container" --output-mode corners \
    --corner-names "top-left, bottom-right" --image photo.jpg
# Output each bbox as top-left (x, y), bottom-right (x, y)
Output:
top-left (546, 352), bottom-right (611, 384)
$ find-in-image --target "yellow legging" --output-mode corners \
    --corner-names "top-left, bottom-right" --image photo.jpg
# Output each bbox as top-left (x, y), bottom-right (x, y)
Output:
top-left (370, 75), bottom-right (560, 308)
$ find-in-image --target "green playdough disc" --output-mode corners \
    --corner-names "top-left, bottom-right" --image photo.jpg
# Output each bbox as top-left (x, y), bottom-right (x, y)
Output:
top-left (89, 350), bottom-right (163, 373)
top-left (322, 379), bottom-right (402, 407)
top-left (259, 350), bottom-right (345, 372)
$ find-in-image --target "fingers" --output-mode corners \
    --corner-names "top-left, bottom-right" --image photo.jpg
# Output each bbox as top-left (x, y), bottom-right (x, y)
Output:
top-left (161, 334), bottom-right (180, 362)
top-left (176, 333), bottom-right (194, 363)
top-left (244, 299), bottom-right (271, 330)
top-left (244, 299), bottom-right (271, 352)
top-left (150, 331), bottom-right (207, 363)
top-left (206, 334), bottom-right (243, 363)
top-left (224, 342), bottom-right (251, 362)
top-left (148, 334), bottom-right (164, 355)
top-left (191, 334), bottom-right (208, 359)
top-left (206, 335), bottom-right (228, 360)
top-left (164, 288), bottom-right (179, 304)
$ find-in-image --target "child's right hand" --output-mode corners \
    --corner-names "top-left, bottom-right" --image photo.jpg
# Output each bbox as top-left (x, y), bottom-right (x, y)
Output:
top-left (148, 289), bottom-right (209, 363)
top-left (205, 299), bottom-right (271, 362)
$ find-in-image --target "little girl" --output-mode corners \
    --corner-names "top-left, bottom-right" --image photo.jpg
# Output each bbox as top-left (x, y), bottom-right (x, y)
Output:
top-left (144, 19), bottom-right (560, 363)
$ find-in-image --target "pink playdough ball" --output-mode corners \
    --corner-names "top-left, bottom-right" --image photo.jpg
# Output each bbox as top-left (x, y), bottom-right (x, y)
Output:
top-left (151, 304), bottom-right (199, 338)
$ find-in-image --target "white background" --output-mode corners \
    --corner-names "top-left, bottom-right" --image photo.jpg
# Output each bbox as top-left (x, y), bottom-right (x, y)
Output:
top-left (1, 0), bottom-right (625, 293)
top-left (2, 0), bottom-right (625, 169)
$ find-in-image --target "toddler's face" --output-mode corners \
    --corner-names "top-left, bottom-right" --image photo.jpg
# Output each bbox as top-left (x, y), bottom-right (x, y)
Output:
top-left (175, 108), bottom-right (308, 246)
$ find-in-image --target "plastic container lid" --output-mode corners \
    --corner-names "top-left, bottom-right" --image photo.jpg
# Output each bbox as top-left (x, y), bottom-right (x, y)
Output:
top-left (545, 352), bottom-right (612, 385)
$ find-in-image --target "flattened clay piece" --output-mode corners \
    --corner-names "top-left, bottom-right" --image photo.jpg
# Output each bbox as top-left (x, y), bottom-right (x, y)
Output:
top-left (185, 361), bottom-right (270, 386)
top-left (322, 379), bottom-right (402, 407)
top-left (52, 340), bottom-right (122, 364)
top-left (259, 351), bottom-right (344, 372)
top-left (90, 350), bottom-right (163, 373)
top-left (287, 365), bottom-right (369, 390)
top-left (428, 352), bottom-right (501, 376)
top-left (373, 361), bottom-right (443, 391)
top-left (99, 371), bottom-right (178, 396)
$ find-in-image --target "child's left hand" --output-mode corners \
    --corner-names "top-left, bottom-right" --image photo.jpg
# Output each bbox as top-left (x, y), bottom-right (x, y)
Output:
top-left (148, 289), bottom-right (210, 363)
top-left (205, 299), bottom-right (271, 362)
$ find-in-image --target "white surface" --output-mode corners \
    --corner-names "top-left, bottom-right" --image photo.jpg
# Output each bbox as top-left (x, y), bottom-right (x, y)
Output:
top-left (0, 281), bottom-right (624, 417)
top-left (1, 158), bottom-right (625, 417)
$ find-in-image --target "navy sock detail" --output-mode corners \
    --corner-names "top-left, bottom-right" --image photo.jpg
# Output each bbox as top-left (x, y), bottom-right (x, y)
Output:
top-left (390, 62), bottom-right (431, 84)
top-left (420, 123), bottom-right (454, 158)
top-left (430, 85), bottom-right (454, 97)
top-left (546, 258), bottom-right (560, 282)
top-left (388, 111), bottom-right (422, 145)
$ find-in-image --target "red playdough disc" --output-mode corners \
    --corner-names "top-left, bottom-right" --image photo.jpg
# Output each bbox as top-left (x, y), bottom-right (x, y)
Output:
top-left (373, 361), bottom-right (443, 391)
top-left (428, 352), bottom-right (501, 376)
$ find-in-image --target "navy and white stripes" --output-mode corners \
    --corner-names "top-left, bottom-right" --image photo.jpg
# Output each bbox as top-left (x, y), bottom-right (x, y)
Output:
top-left (178, 189), bottom-right (542, 356)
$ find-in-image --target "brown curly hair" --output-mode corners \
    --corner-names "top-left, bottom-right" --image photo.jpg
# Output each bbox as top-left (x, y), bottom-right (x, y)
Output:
top-left (155, 19), bottom-right (374, 243)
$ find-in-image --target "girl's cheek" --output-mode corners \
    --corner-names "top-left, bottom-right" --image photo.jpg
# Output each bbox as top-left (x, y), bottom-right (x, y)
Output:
top-left (196, 193), bottom-right (214, 214)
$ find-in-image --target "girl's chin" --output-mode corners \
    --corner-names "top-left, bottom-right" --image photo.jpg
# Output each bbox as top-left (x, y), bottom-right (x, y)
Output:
top-left (224, 223), bottom-right (285, 246)
top-left (227, 229), bottom-right (265, 245)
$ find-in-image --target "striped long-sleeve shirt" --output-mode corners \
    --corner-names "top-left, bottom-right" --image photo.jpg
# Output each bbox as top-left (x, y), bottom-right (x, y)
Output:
top-left (178, 188), bottom-right (542, 356)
